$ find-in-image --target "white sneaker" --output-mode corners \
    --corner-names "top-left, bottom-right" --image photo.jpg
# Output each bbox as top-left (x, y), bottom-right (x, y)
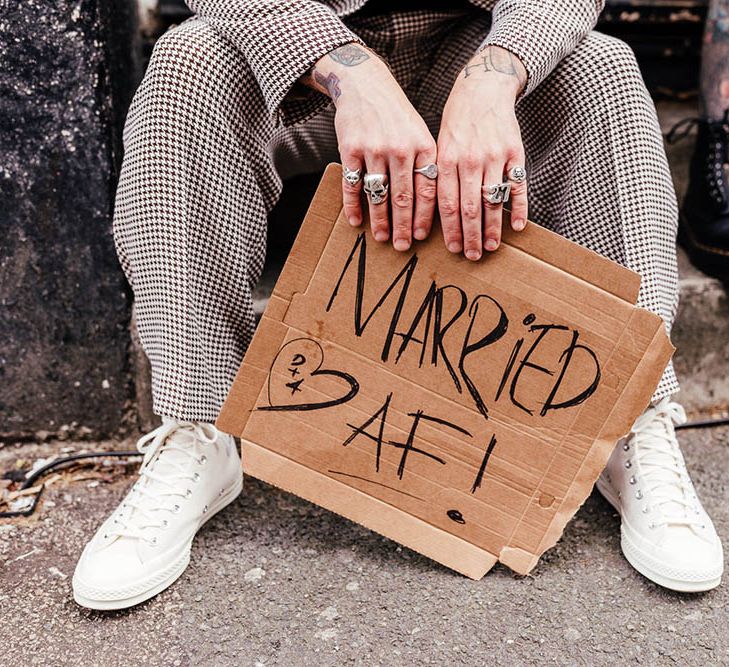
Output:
top-left (596, 398), bottom-right (723, 592)
top-left (72, 418), bottom-right (242, 610)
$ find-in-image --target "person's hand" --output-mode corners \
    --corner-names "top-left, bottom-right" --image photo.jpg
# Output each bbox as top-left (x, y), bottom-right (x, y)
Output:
top-left (305, 43), bottom-right (438, 251)
top-left (436, 46), bottom-right (529, 261)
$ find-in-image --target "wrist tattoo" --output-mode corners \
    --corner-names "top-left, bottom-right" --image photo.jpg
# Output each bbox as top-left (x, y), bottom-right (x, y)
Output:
top-left (314, 70), bottom-right (342, 102)
top-left (462, 46), bottom-right (526, 91)
top-left (329, 43), bottom-right (370, 67)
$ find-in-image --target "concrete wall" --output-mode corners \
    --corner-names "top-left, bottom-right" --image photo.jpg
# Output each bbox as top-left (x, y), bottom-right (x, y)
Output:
top-left (0, 0), bottom-right (141, 440)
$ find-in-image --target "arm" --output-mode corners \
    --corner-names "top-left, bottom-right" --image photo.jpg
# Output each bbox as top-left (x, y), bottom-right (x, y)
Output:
top-left (437, 46), bottom-right (527, 261)
top-left (185, 0), bottom-right (365, 123)
top-left (301, 43), bottom-right (439, 252)
top-left (436, 1), bottom-right (604, 261)
top-left (480, 0), bottom-right (605, 97)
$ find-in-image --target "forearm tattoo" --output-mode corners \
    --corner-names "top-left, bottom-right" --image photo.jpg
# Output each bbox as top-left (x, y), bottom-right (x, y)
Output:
top-left (701, 0), bottom-right (729, 120)
top-left (304, 43), bottom-right (369, 104)
top-left (462, 46), bottom-right (527, 91)
top-left (314, 70), bottom-right (342, 102)
top-left (329, 43), bottom-right (370, 67)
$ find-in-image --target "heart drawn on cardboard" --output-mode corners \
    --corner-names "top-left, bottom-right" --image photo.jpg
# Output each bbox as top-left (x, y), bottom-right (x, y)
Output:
top-left (258, 337), bottom-right (360, 412)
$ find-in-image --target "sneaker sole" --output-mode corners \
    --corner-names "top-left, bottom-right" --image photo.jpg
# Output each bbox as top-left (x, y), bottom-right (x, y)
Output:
top-left (73, 473), bottom-right (243, 611)
top-left (595, 477), bottom-right (722, 593)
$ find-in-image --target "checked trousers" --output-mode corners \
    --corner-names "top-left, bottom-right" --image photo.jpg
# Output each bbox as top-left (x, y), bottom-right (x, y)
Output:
top-left (113, 8), bottom-right (681, 422)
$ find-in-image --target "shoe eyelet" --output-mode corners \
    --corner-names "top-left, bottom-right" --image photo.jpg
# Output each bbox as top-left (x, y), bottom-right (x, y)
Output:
top-left (642, 506), bottom-right (650, 514)
top-left (150, 537), bottom-right (158, 546)
top-left (198, 455), bottom-right (207, 466)
top-left (635, 490), bottom-right (643, 500)
top-left (173, 504), bottom-right (181, 514)
top-left (203, 505), bottom-right (209, 514)
top-left (629, 476), bottom-right (636, 485)
top-left (649, 522), bottom-right (656, 529)
top-left (624, 460), bottom-right (632, 469)
top-left (103, 533), bottom-right (108, 539)
top-left (192, 473), bottom-right (200, 483)
top-left (162, 519), bottom-right (169, 528)
top-left (185, 489), bottom-right (193, 498)
top-left (622, 443), bottom-right (630, 451)
top-left (219, 488), bottom-right (225, 496)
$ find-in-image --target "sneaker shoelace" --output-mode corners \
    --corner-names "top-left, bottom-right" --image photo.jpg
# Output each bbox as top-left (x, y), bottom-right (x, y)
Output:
top-left (630, 398), bottom-right (703, 530)
top-left (106, 419), bottom-right (219, 544)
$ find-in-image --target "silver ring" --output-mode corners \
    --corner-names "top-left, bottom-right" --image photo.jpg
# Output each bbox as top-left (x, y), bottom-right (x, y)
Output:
top-left (483, 182), bottom-right (511, 205)
top-left (507, 166), bottom-right (527, 183)
top-left (342, 165), bottom-right (361, 186)
top-left (414, 163), bottom-right (438, 180)
top-left (363, 173), bottom-right (389, 205)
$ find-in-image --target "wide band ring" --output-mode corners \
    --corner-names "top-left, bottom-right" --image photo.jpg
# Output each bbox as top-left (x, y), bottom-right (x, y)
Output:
top-left (413, 163), bottom-right (438, 180)
top-left (483, 182), bottom-right (511, 205)
top-left (363, 173), bottom-right (389, 205)
top-left (507, 165), bottom-right (527, 183)
top-left (343, 165), bottom-right (362, 186)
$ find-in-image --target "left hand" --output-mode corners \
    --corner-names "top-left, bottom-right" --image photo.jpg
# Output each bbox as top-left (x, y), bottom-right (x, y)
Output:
top-left (436, 46), bottom-right (529, 261)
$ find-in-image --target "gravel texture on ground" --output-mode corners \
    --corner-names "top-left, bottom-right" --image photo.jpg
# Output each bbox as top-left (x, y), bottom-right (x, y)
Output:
top-left (1, 425), bottom-right (728, 666)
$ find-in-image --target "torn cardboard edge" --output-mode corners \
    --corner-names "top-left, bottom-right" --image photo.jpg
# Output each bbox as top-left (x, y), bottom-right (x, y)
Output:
top-left (218, 163), bottom-right (674, 579)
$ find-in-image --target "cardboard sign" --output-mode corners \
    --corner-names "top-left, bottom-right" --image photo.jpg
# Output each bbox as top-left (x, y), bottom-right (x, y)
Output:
top-left (217, 163), bottom-right (673, 579)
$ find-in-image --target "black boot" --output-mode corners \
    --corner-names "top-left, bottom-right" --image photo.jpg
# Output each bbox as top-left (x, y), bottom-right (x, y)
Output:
top-left (668, 110), bottom-right (729, 280)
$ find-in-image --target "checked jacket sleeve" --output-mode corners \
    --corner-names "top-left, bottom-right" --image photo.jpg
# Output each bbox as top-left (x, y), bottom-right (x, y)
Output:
top-left (184, 0), bottom-right (366, 125)
top-left (478, 0), bottom-right (606, 97)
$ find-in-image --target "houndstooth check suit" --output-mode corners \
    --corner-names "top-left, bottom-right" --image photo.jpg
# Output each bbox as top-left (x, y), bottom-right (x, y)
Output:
top-left (113, 0), bottom-right (681, 422)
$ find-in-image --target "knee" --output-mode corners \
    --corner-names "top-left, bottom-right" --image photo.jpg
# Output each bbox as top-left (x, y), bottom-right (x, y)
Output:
top-left (145, 20), bottom-right (223, 94)
top-left (561, 32), bottom-right (647, 98)
top-left (586, 32), bottom-right (639, 71)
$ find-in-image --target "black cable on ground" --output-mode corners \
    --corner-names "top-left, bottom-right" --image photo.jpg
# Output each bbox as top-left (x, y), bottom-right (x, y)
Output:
top-left (677, 416), bottom-right (729, 431)
top-left (2, 415), bottom-right (728, 520)
top-left (0, 450), bottom-right (141, 519)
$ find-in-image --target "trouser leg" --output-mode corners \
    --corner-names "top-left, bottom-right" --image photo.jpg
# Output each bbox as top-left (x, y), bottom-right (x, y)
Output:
top-left (113, 18), bottom-right (338, 421)
top-left (515, 32), bottom-right (681, 402)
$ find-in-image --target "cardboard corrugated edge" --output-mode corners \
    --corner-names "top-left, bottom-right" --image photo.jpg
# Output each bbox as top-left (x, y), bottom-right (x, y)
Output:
top-left (498, 310), bottom-right (674, 574)
top-left (217, 162), bottom-right (674, 579)
top-left (243, 440), bottom-right (498, 579)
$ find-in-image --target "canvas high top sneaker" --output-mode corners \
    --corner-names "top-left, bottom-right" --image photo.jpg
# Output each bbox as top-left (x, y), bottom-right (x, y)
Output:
top-left (596, 398), bottom-right (723, 592)
top-left (73, 418), bottom-right (242, 610)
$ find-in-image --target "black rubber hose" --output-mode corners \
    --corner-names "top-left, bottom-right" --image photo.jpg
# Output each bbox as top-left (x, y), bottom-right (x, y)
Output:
top-left (0, 450), bottom-right (141, 519)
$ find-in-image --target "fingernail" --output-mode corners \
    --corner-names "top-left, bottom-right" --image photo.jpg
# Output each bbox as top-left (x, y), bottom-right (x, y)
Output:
top-left (374, 231), bottom-right (389, 242)
top-left (513, 218), bottom-right (526, 231)
top-left (485, 239), bottom-right (498, 251)
top-left (466, 249), bottom-right (481, 261)
top-left (349, 216), bottom-right (361, 227)
top-left (393, 239), bottom-right (410, 251)
top-left (447, 241), bottom-right (462, 253)
top-left (413, 227), bottom-right (428, 241)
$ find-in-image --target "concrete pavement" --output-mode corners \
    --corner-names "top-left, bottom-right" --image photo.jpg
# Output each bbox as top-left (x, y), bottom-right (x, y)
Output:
top-left (1, 423), bottom-right (728, 666)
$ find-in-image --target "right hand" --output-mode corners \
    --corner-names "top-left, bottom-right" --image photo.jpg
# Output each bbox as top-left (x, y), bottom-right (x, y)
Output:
top-left (308, 44), bottom-right (438, 252)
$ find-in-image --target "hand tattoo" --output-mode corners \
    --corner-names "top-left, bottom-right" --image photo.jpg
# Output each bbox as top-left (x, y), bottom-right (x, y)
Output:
top-left (314, 70), bottom-right (342, 102)
top-left (462, 46), bottom-right (526, 91)
top-left (329, 43), bottom-right (370, 67)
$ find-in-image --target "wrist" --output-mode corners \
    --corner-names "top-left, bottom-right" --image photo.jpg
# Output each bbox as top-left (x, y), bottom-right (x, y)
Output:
top-left (458, 46), bottom-right (526, 99)
top-left (307, 43), bottom-right (388, 101)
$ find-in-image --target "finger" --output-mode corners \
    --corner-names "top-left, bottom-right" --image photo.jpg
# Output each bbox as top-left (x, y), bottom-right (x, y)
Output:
top-left (482, 166), bottom-right (505, 252)
top-left (389, 151), bottom-right (415, 251)
top-left (459, 160), bottom-right (484, 261)
top-left (341, 154), bottom-right (364, 227)
top-left (436, 156), bottom-right (462, 254)
top-left (412, 148), bottom-right (438, 241)
top-left (505, 160), bottom-right (528, 232)
top-left (364, 155), bottom-right (390, 243)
